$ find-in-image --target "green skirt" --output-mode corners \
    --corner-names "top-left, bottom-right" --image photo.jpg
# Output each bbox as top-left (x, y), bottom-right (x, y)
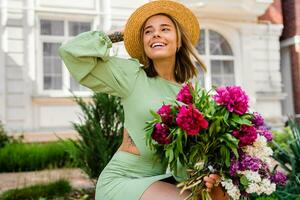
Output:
top-left (95, 151), bottom-right (172, 200)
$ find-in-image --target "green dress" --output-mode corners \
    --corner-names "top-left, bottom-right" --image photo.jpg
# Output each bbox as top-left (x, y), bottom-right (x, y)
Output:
top-left (59, 31), bottom-right (186, 200)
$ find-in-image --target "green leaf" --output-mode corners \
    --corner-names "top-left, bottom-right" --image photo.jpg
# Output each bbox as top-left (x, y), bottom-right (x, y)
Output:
top-left (150, 109), bottom-right (161, 121)
top-left (220, 145), bottom-right (230, 167)
top-left (168, 149), bottom-right (174, 163)
top-left (224, 111), bottom-right (229, 121)
top-left (240, 175), bottom-right (249, 186)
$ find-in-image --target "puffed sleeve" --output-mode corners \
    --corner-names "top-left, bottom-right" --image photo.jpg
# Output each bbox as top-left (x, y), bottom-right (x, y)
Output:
top-left (59, 31), bottom-right (141, 98)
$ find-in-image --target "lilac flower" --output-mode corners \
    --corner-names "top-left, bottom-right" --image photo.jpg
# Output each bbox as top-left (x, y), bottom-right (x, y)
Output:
top-left (240, 154), bottom-right (262, 172)
top-left (271, 171), bottom-right (287, 186)
top-left (230, 154), bottom-right (267, 175)
top-left (213, 86), bottom-right (249, 115)
top-left (257, 126), bottom-right (273, 142)
top-left (252, 112), bottom-right (264, 127)
top-left (230, 158), bottom-right (239, 176)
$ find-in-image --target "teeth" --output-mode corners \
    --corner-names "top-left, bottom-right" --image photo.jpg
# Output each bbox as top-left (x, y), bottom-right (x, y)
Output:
top-left (151, 42), bottom-right (166, 48)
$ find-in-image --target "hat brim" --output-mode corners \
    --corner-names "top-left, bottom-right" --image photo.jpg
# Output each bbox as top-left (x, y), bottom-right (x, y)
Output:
top-left (124, 0), bottom-right (200, 64)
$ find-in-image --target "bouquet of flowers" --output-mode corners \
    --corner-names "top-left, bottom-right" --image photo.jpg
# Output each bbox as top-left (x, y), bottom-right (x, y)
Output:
top-left (144, 83), bottom-right (286, 200)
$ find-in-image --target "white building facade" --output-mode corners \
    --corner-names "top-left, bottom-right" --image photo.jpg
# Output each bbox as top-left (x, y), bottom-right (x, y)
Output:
top-left (0, 0), bottom-right (284, 136)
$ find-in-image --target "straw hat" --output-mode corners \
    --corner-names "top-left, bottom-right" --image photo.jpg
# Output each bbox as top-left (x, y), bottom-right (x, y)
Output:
top-left (124, 0), bottom-right (200, 63)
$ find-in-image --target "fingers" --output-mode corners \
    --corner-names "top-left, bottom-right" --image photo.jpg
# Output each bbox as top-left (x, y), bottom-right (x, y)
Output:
top-left (203, 174), bottom-right (221, 192)
top-left (209, 174), bottom-right (220, 182)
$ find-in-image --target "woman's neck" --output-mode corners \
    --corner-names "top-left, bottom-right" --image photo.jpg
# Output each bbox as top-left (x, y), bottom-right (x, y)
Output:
top-left (153, 58), bottom-right (176, 82)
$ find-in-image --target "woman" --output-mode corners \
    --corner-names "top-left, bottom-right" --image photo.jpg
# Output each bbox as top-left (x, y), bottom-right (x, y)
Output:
top-left (59, 1), bottom-right (228, 199)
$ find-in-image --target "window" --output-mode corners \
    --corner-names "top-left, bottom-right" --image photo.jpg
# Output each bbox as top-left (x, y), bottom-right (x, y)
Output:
top-left (196, 29), bottom-right (235, 88)
top-left (39, 19), bottom-right (91, 94)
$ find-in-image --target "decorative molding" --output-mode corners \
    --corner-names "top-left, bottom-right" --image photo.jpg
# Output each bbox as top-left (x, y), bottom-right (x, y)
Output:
top-left (182, 0), bottom-right (273, 22)
top-left (255, 92), bottom-right (287, 100)
top-left (0, 0), bottom-right (7, 123)
top-left (23, 0), bottom-right (35, 129)
top-left (36, 0), bottom-right (97, 11)
top-left (32, 97), bottom-right (92, 105)
top-left (280, 35), bottom-right (300, 48)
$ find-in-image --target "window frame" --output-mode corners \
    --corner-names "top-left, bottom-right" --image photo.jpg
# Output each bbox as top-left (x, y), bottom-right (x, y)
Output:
top-left (37, 16), bottom-right (94, 97)
top-left (197, 28), bottom-right (236, 90)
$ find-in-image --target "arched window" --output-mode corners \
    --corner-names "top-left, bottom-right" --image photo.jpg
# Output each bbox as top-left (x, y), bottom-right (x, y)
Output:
top-left (196, 29), bottom-right (235, 88)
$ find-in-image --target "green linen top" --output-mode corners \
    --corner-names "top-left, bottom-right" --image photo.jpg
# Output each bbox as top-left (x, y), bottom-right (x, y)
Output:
top-left (58, 31), bottom-right (183, 161)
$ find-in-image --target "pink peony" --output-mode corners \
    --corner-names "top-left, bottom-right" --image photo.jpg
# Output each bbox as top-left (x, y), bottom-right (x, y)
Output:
top-left (157, 105), bottom-right (174, 126)
top-left (232, 125), bottom-right (257, 147)
top-left (176, 104), bottom-right (208, 136)
top-left (213, 86), bottom-right (249, 115)
top-left (152, 123), bottom-right (171, 144)
top-left (176, 83), bottom-right (193, 105)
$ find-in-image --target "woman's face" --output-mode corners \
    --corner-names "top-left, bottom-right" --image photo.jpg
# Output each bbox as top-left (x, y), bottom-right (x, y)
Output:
top-left (142, 14), bottom-right (178, 62)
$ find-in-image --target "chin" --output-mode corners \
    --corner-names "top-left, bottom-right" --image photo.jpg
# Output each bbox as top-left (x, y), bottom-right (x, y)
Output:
top-left (148, 52), bottom-right (175, 60)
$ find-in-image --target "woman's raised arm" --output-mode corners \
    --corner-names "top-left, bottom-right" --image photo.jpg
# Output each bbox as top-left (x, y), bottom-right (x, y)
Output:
top-left (59, 31), bottom-right (140, 98)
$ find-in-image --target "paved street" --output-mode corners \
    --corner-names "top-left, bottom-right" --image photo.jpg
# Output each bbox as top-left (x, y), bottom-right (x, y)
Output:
top-left (0, 168), bottom-right (95, 194)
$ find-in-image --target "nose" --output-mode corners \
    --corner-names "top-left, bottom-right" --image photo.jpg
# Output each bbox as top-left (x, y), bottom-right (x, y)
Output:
top-left (153, 30), bottom-right (161, 38)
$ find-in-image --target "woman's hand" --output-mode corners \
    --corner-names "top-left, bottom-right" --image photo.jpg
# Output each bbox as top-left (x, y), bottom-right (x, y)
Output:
top-left (203, 174), bottom-right (220, 192)
top-left (203, 174), bottom-right (229, 200)
top-left (107, 28), bottom-right (124, 43)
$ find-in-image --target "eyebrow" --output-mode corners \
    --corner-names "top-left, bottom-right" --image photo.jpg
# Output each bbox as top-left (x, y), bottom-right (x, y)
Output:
top-left (144, 23), bottom-right (172, 31)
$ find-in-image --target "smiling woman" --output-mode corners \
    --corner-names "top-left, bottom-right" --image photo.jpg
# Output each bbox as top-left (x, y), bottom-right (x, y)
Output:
top-left (140, 14), bottom-right (206, 83)
top-left (59, 1), bottom-right (227, 200)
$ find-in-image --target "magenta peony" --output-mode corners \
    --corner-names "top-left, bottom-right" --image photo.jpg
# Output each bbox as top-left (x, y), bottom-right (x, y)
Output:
top-left (152, 123), bottom-right (171, 144)
top-left (176, 104), bottom-right (208, 136)
top-left (176, 83), bottom-right (193, 105)
top-left (213, 86), bottom-right (249, 115)
top-left (232, 125), bottom-right (257, 147)
top-left (157, 104), bottom-right (174, 126)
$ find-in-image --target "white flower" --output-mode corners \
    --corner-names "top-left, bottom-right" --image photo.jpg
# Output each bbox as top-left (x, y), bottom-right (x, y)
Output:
top-left (242, 135), bottom-right (274, 166)
top-left (260, 178), bottom-right (276, 195)
top-left (221, 178), bottom-right (240, 200)
top-left (238, 170), bottom-right (261, 183)
top-left (243, 175), bottom-right (276, 196)
top-left (246, 182), bottom-right (260, 194)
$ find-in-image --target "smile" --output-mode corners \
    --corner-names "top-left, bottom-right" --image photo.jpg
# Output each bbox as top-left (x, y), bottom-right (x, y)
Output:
top-left (151, 42), bottom-right (167, 48)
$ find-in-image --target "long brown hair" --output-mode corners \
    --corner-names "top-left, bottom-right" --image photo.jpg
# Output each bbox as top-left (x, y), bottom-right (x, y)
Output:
top-left (140, 14), bottom-right (206, 83)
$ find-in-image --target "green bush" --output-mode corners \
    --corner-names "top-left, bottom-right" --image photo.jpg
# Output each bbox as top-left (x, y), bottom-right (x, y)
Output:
top-left (254, 196), bottom-right (278, 200)
top-left (68, 93), bottom-right (123, 179)
top-left (271, 127), bottom-right (292, 151)
top-left (0, 141), bottom-right (76, 172)
top-left (0, 121), bottom-right (11, 148)
top-left (272, 119), bottom-right (300, 200)
top-left (0, 179), bottom-right (71, 200)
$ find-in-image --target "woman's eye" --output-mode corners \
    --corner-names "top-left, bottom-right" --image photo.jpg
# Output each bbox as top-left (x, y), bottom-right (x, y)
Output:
top-left (162, 28), bottom-right (170, 32)
top-left (144, 30), bottom-right (152, 34)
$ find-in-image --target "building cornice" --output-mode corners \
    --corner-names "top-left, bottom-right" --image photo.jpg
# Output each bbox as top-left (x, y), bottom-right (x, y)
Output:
top-left (32, 97), bottom-right (92, 106)
top-left (280, 35), bottom-right (300, 48)
top-left (180, 0), bottom-right (273, 22)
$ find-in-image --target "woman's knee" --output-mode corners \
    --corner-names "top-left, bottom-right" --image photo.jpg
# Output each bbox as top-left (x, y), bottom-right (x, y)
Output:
top-left (140, 181), bottom-right (190, 200)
